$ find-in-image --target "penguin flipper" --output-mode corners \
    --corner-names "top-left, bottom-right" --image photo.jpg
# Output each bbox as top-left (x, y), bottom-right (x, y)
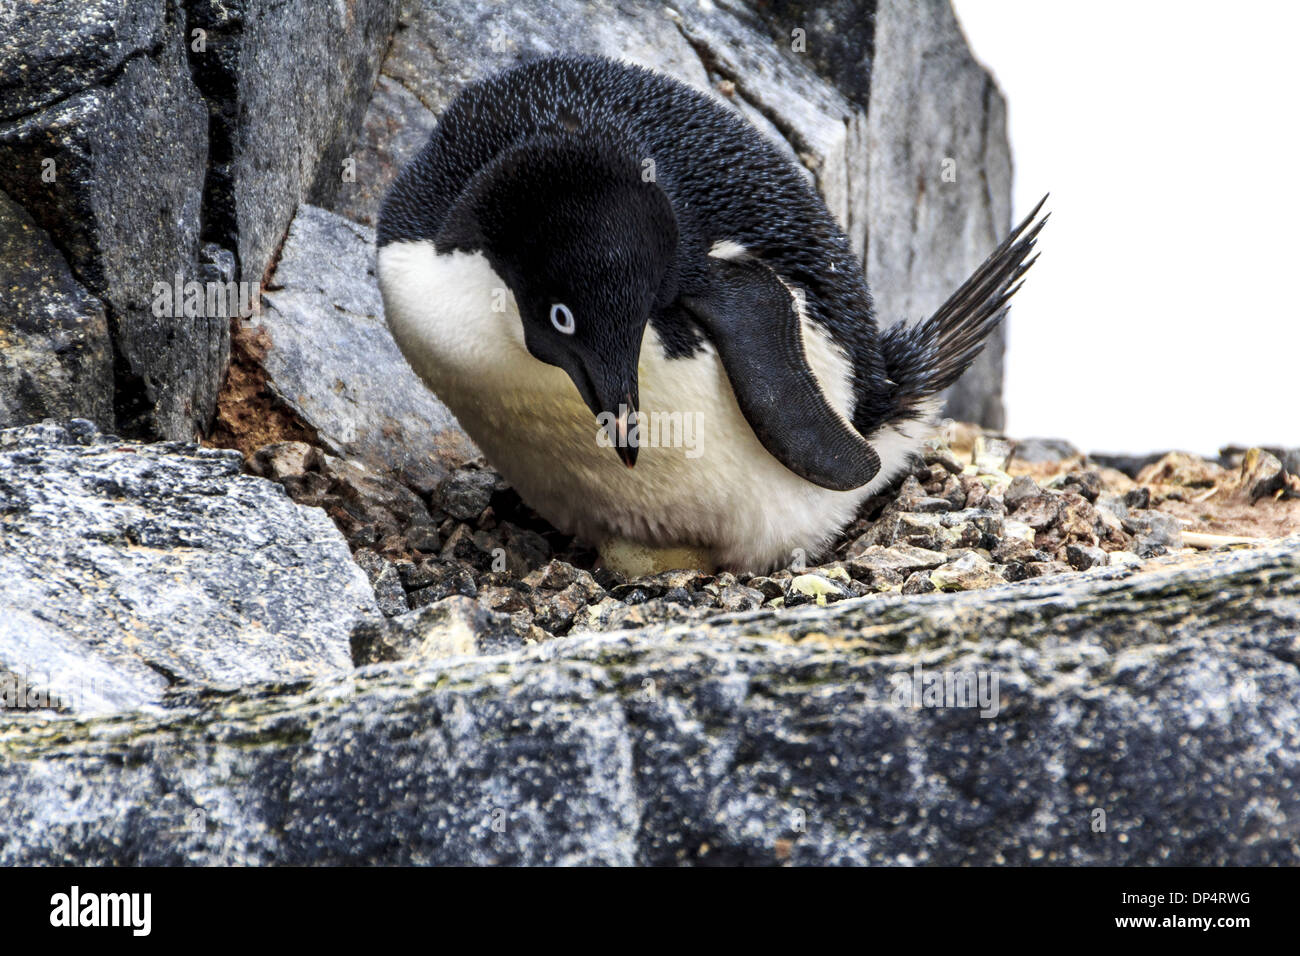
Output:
top-left (681, 257), bottom-right (880, 492)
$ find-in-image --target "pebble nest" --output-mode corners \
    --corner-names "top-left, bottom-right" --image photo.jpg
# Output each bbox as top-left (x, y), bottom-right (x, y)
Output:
top-left (246, 429), bottom-right (1300, 644)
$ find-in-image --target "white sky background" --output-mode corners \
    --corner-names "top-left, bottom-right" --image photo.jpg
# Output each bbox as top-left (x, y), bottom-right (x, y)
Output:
top-left (949, 1), bottom-right (1299, 455)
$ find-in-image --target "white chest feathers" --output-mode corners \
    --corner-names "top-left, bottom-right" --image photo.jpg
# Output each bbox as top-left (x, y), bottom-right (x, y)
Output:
top-left (377, 238), bottom-right (930, 572)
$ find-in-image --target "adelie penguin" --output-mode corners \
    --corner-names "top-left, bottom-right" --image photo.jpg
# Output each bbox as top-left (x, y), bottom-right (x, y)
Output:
top-left (378, 55), bottom-right (1046, 575)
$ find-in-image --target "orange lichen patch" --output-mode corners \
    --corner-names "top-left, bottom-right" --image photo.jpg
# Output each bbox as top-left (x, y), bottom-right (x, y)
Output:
top-left (1158, 495), bottom-right (1300, 542)
top-left (1137, 452), bottom-right (1228, 489)
top-left (947, 425), bottom-right (1300, 547)
top-left (1006, 456), bottom-right (1136, 492)
top-left (1153, 450), bottom-right (1300, 541)
top-left (204, 318), bottom-right (319, 458)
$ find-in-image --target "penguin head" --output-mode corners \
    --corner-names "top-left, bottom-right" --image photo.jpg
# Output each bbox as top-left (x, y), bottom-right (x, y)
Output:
top-left (436, 133), bottom-right (678, 466)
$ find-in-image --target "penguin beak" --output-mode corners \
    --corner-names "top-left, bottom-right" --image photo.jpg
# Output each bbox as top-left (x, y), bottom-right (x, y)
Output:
top-left (611, 396), bottom-right (638, 468)
top-left (568, 356), bottom-right (640, 468)
top-left (594, 383), bottom-right (639, 469)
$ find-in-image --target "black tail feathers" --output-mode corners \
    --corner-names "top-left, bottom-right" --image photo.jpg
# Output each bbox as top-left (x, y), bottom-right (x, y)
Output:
top-left (879, 195), bottom-right (1048, 419)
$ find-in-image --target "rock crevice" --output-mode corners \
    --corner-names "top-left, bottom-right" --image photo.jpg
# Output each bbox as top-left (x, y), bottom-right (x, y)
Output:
top-left (0, 0), bottom-right (399, 439)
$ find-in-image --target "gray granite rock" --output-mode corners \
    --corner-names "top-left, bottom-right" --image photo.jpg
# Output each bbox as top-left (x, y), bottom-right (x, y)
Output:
top-left (0, 0), bottom-right (399, 439)
top-left (846, 543), bottom-right (948, 576)
top-left (0, 0), bottom-right (165, 122)
top-left (864, 0), bottom-right (1013, 427)
top-left (0, 421), bottom-right (376, 716)
top-left (1065, 543), bottom-right (1109, 571)
top-left (1123, 510), bottom-right (1185, 557)
top-left (329, 73), bottom-right (438, 228)
top-left (1, 537), bottom-right (1297, 865)
top-left (1239, 448), bottom-right (1287, 502)
top-left (257, 205), bottom-right (480, 492)
top-left (0, 18), bottom-right (218, 439)
top-left (1004, 475), bottom-right (1043, 511)
top-left (352, 596), bottom-right (524, 665)
top-left (1014, 437), bottom-right (1084, 464)
top-left (927, 551), bottom-right (1001, 591)
top-left (0, 190), bottom-right (114, 428)
top-left (185, 0), bottom-right (400, 285)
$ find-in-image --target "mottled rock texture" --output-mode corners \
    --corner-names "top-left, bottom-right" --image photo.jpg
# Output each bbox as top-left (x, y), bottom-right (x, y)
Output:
top-left (184, 0), bottom-right (400, 287)
top-left (864, 0), bottom-right (1013, 427)
top-left (0, 422), bottom-right (375, 716)
top-left (0, 190), bottom-right (114, 427)
top-left (0, 0), bottom-right (398, 439)
top-left (255, 205), bottom-right (479, 494)
top-left (1, 537), bottom-right (1297, 865)
top-left (0, 11), bottom-right (215, 438)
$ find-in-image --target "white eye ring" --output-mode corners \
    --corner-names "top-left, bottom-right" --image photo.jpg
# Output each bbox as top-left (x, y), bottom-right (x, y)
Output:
top-left (550, 302), bottom-right (576, 335)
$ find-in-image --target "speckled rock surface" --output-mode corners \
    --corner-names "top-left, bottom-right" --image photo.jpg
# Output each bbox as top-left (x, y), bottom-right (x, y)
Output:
top-left (864, 0), bottom-right (1013, 427)
top-left (0, 12), bottom-right (216, 439)
top-left (0, 0), bottom-right (399, 438)
top-left (0, 0), bottom-right (164, 122)
top-left (1, 535), bottom-right (1297, 865)
top-left (184, 0), bottom-right (400, 286)
top-left (0, 421), bottom-right (376, 716)
top-left (0, 190), bottom-right (114, 428)
top-left (255, 205), bottom-right (479, 493)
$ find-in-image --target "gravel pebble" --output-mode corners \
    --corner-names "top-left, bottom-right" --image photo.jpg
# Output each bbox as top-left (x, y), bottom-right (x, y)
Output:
top-left (243, 426), bottom-right (1219, 645)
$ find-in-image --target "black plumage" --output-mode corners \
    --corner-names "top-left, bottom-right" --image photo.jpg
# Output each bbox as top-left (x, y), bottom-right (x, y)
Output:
top-left (379, 54), bottom-right (1044, 489)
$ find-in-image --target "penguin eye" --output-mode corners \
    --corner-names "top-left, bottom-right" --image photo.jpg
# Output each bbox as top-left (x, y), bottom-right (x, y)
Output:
top-left (550, 303), bottom-right (576, 335)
